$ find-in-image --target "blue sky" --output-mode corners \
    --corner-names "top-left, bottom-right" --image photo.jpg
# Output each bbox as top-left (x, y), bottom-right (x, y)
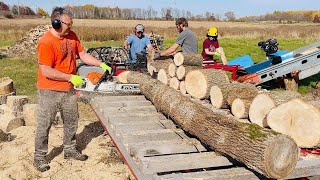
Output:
top-left (3, 0), bottom-right (320, 17)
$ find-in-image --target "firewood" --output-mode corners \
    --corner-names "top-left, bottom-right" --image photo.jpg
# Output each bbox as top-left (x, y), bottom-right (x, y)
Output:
top-left (117, 71), bottom-right (130, 83)
top-left (0, 77), bottom-right (14, 95)
top-left (168, 63), bottom-right (177, 77)
top-left (157, 69), bottom-right (169, 85)
top-left (0, 116), bottom-right (24, 132)
top-left (249, 91), bottom-right (301, 127)
top-left (179, 81), bottom-right (187, 95)
top-left (210, 82), bottom-right (258, 109)
top-left (127, 72), bottom-right (299, 179)
top-left (173, 52), bottom-right (203, 66)
top-left (169, 77), bottom-right (180, 90)
top-left (176, 65), bottom-right (200, 80)
top-left (185, 69), bottom-right (229, 99)
top-left (231, 98), bottom-right (253, 119)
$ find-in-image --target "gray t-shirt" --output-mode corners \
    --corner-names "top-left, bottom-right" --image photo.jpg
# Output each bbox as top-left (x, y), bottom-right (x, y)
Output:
top-left (175, 28), bottom-right (198, 54)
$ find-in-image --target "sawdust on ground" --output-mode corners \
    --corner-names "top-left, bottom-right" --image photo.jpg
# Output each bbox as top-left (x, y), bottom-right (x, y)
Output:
top-left (0, 102), bottom-right (132, 180)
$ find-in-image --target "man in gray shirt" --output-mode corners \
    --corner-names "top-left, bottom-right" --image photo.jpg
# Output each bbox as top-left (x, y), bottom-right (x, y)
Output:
top-left (159, 17), bottom-right (198, 57)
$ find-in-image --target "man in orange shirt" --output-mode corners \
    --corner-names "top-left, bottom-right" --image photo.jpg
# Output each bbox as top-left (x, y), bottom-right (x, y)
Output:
top-left (34, 7), bottom-right (111, 172)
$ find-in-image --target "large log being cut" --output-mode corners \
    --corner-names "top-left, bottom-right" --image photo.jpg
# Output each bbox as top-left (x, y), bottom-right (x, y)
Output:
top-left (185, 69), bottom-right (229, 99)
top-left (127, 72), bottom-right (299, 179)
top-left (249, 91), bottom-right (301, 127)
top-left (267, 99), bottom-right (320, 148)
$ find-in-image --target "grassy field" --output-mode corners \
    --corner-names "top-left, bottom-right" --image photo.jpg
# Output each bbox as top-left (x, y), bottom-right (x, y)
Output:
top-left (0, 18), bottom-right (319, 102)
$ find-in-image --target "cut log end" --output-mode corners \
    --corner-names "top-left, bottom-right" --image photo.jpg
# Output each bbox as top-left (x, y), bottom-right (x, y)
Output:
top-left (169, 77), bottom-right (180, 90)
top-left (168, 63), bottom-right (177, 77)
top-left (179, 81), bottom-right (187, 95)
top-left (185, 70), bottom-right (208, 99)
top-left (264, 135), bottom-right (299, 178)
top-left (157, 69), bottom-right (169, 85)
top-left (173, 52), bottom-right (184, 66)
top-left (210, 86), bottom-right (223, 108)
top-left (249, 94), bottom-right (275, 127)
top-left (117, 71), bottom-right (130, 83)
top-left (268, 99), bottom-right (320, 148)
top-left (231, 98), bottom-right (248, 119)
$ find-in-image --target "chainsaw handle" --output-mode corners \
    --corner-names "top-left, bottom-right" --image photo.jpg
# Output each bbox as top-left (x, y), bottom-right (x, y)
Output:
top-left (93, 63), bottom-right (116, 91)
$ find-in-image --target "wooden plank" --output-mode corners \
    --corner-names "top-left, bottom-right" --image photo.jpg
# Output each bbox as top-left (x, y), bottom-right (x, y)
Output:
top-left (155, 159), bottom-right (320, 180)
top-left (121, 129), bottom-right (186, 144)
top-left (128, 139), bottom-right (207, 158)
top-left (92, 95), bottom-right (146, 102)
top-left (94, 101), bottom-right (152, 107)
top-left (138, 152), bottom-right (234, 174)
top-left (115, 120), bottom-right (176, 135)
top-left (103, 111), bottom-right (163, 118)
top-left (108, 116), bottom-right (167, 126)
top-left (155, 167), bottom-right (260, 180)
top-left (285, 159), bottom-right (320, 179)
top-left (102, 106), bottom-right (157, 113)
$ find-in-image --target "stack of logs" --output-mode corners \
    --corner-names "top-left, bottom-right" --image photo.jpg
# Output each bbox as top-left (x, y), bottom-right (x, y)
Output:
top-left (119, 52), bottom-right (320, 178)
top-left (0, 77), bottom-right (38, 133)
top-left (6, 25), bottom-right (50, 57)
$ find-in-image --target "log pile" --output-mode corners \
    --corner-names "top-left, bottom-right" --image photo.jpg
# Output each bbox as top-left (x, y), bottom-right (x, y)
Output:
top-left (6, 25), bottom-right (50, 57)
top-left (143, 51), bottom-right (320, 149)
top-left (127, 72), bottom-right (299, 179)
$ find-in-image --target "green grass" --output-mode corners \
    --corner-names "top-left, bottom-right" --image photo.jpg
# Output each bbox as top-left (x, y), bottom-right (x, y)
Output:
top-left (0, 38), bottom-right (319, 101)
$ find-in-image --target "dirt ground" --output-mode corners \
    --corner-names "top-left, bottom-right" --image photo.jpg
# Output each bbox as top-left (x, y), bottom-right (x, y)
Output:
top-left (0, 102), bottom-right (132, 180)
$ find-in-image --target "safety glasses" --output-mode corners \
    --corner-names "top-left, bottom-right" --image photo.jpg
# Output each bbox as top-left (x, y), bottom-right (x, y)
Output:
top-left (61, 20), bottom-right (73, 28)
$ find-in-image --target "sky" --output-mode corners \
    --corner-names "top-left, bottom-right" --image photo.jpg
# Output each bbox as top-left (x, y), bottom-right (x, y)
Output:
top-left (3, 0), bottom-right (320, 18)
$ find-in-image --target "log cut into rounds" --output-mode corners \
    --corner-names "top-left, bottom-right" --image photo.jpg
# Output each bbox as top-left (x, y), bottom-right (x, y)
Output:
top-left (210, 82), bottom-right (259, 109)
top-left (117, 71), bottom-right (130, 83)
top-left (148, 59), bottom-right (172, 76)
top-left (169, 77), bottom-right (180, 90)
top-left (157, 69), bottom-right (169, 85)
top-left (249, 91), bottom-right (301, 128)
top-left (185, 69), bottom-right (229, 99)
top-left (127, 72), bottom-right (299, 179)
top-left (173, 52), bottom-right (203, 66)
top-left (176, 65), bottom-right (200, 80)
top-left (168, 63), bottom-right (177, 77)
top-left (267, 99), bottom-right (320, 148)
top-left (232, 98), bottom-right (252, 119)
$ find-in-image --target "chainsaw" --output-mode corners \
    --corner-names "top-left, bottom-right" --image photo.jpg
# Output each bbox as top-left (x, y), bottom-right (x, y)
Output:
top-left (75, 64), bottom-right (140, 94)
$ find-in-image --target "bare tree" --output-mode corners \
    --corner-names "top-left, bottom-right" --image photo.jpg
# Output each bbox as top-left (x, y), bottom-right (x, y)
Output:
top-left (224, 11), bottom-right (236, 21)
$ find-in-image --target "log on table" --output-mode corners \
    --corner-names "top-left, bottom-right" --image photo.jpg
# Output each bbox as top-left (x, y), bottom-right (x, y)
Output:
top-left (148, 59), bottom-right (172, 76)
top-left (267, 99), bottom-right (320, 148)
top-left (127, 72), bottom-right (299, 179)
top-left (173, 52), bottom-right (203, 66)
top-left (185, 69), bottom-right (229, 99)
top-left (231, 98), bottom-right (253, 119)
top-left (210, 82), bottom-right (259, 109)
top-left (117, 71), bottom-right (130, 83)
top-left (176, 65), bottom-right (201, 80)
top-left (249, 91), bottom-right (301, 127)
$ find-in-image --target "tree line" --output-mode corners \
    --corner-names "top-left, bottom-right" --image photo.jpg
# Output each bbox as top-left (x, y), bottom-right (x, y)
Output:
top-left (0, 1), bottom-right (319, 23)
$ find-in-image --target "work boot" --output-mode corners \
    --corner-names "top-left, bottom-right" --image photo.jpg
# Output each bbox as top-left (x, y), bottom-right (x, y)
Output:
top-left (33, 158), bottom-right (50, 172)
top-left (64, 149), bottom-right (88, 161)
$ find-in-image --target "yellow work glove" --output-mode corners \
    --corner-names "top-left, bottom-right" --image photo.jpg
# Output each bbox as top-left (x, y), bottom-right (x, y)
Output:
top-left (100, 63), bottom-right (112, 74)
top-left (213, 51), bottom-right (221, 60)
top-left (69, 75), bottom-right (84, 87)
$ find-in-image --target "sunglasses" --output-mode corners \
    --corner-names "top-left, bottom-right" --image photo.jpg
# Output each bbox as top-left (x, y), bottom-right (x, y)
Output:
top-left (61, 20), bottom-right (73, 28)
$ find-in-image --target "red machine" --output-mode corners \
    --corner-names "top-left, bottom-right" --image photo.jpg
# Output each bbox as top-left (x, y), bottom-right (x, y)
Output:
top-left (202, 60), bottom-right (245, 80)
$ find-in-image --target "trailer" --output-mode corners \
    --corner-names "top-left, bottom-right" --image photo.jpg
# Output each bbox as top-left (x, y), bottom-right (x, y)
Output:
top-left (87, 95), bottom-right (320, 180)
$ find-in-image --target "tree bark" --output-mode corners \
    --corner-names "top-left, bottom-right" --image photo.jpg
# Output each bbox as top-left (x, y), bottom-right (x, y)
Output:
top-left (176, 65), bottom-right (201, 80)
top-left (173, 52), bottom-right (203, 66)
top-left (249, 91), bottom-right (301, 128)
top-left (127, 72), bottom-right (299, 179)
top-left (267, 99), bottom-right (320, 148)
top-left (210, 82), bottom-right (259, 109)
top-left (185, 69), bottom-right (230, 99)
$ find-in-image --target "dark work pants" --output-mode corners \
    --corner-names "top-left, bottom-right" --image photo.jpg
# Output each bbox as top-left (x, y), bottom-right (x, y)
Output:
top-left (34, 89), bottom-right (79, 160)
